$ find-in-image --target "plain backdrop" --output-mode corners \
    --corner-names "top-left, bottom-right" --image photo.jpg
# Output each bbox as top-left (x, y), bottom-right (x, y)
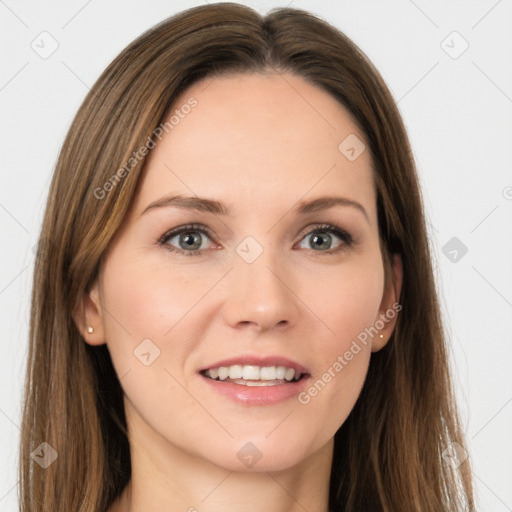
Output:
top-left (1, 1), bottom-right (511, 510)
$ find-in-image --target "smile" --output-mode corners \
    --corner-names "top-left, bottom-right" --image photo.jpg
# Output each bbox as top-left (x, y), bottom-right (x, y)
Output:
top-left (201, 364), bottom-right (305, 386)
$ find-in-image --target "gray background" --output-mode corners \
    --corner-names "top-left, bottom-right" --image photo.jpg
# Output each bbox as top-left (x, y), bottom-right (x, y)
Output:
top-left (1, 0), bottom-right (511, 510)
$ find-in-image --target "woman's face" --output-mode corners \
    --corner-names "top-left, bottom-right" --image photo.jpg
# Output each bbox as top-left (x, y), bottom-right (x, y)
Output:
top-left (84, 71), bottom-right (402, 472)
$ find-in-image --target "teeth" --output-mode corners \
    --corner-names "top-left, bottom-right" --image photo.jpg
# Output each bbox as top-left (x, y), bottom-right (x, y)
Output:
top-left (218, 367), bottom-right (229, 380)
top-left (204, 364), bottom-right (302, 382)
top-left (228, 365), bottom-right (243, 379)
top-left (242, 365), bottom-right (260, 380)
top-left (275, 366), bottom-right (286, 379)
top-left (260, 366), bottom-right (276, 380)
top-left (285, 368), bottom-right (295, 381)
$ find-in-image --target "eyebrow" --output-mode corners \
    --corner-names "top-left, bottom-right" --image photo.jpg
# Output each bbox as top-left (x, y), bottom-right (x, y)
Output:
top-left (140, 194), bottom-right (369, 223)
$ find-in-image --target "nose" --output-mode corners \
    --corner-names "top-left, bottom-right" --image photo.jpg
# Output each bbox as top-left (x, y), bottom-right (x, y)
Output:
top-left (221, 245), bottom-right (301, 332)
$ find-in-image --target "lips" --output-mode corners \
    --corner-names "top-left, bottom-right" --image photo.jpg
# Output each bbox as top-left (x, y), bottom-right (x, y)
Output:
top-left (198, 355), bottom-right (311, 405)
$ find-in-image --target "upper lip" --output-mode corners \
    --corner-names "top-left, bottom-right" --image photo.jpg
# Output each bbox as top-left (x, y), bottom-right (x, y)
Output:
top-left (199, 355), bottom-right (310, 375)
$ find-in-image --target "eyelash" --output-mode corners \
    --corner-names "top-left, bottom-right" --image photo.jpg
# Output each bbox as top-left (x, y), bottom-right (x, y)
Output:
top-left (158, 222), bottom-right (354, 257)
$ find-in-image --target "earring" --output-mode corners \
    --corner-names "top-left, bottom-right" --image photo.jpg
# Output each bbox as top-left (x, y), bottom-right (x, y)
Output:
top-left (87, 326), bottom-right (94, 334)
top-left (379, 334), bottom-right (384, 339)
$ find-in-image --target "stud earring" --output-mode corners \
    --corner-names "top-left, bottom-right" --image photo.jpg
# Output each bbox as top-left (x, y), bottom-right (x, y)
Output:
top-left (87, 326), bottom-right (94, 334)
top-left (379, 334), bottom-right (384, 339)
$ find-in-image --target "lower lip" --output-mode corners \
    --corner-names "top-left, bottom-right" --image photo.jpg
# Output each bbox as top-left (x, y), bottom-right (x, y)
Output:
top-left (200, 374), bottom-right (310, 405)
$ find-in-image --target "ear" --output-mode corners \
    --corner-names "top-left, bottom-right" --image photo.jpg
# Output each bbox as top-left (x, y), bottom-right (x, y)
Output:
top-left (371, 252), bottom-right (403, 352)
top-left (72, 280), bottom-right (106, 346)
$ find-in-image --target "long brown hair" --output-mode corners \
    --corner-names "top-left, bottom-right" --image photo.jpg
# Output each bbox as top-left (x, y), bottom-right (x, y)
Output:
top-left (19, 3), bottom-right (475, 511)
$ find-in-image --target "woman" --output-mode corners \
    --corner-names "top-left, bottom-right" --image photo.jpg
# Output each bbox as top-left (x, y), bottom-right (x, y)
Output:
top-left (19, 3), bottom-right (475, 511)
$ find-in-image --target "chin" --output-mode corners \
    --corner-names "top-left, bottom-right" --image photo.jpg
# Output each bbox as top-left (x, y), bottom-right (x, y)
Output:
top-left (201, 434), bottom-right (314, 473)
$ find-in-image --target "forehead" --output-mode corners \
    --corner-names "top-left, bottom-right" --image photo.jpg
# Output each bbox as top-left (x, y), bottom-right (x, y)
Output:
top-left (131, 71), bottom-right (376, 221)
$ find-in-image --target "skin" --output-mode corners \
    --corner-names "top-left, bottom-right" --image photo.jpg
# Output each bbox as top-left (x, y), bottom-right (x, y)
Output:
top-left (75, 71), bottom-right (402, 512)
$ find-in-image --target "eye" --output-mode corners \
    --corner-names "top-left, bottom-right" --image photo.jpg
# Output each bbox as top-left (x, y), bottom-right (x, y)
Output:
top-left (159, 223), bottom-right (216, 257)
top-left (158, 222), bottom-right (354, 257)
top-left (295, 224), bottom-right (353, 253)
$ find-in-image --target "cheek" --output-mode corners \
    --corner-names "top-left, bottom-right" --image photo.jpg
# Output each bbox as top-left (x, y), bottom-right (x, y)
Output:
top-left (310, 253), bottom-right (385, 348)
top-left (98, 252), bottom-right (223, 411)
top-left (298, 255), bottom-right (383, 422)
top-left (98, 257), bottom-right (205, 432)
top-left (100, 256), bottom-right (206, 344)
